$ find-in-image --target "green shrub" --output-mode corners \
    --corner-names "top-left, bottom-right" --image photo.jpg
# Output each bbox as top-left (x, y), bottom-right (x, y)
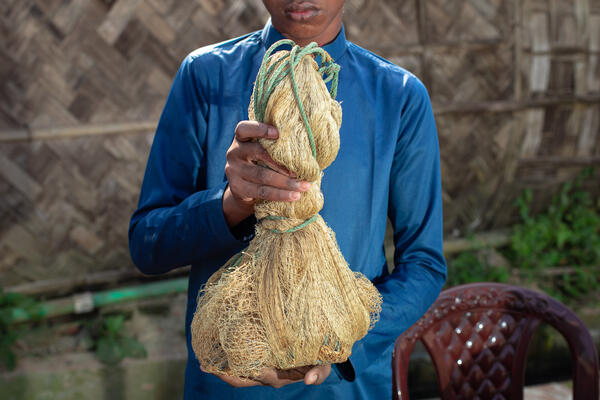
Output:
top-left (508, 168), bottom-right (600, 301)
top-left (446, 250), bottom-right (509, 287)
top-left (89, 314), bottom-right (147, 365)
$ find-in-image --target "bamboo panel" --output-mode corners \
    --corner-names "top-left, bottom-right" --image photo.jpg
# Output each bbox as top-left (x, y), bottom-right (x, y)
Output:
top-left (344, 0), bottom-right (419, 48)
top-left (0, 134), bottom-right (152, 286)
top-left (422, 0), bottom-right (514, 44)
top-left (438, 111), bottom-right (520, 232)
top-left (0, 0), bottom-right (268, 133)
top-left (428, 44), bottom-right (514, 105)
top-left (0, 0), bottom-right (599, 286)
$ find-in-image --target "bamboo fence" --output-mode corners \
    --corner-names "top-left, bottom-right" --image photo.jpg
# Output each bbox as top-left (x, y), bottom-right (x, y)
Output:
top-left (0, 0), bottom-right (598, 286)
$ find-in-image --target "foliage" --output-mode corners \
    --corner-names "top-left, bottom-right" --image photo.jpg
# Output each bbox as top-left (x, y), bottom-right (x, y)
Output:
top-left (508, 168), bottom-right (600, 301)
top-left (0, 288), bottom-right (39, 370)
top-left (446, 250), bottom-right (509, 288)
top-left (512, 170), bottom-right (600, 269)
top-left (446, 169), bottom-right (600, 305)
top-left (89, 314), bottom-right (147, 365)
top-left (1, 292), bottom-right (147, 369)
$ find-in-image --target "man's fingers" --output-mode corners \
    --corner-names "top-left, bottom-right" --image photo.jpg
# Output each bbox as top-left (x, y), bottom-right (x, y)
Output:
top-left (229, 175), bottom-right (302, 202)
top-left (200, 366), bottom-right (263, 388)
top-left (242, 142), bottom-right (293, 177)
top-left (225, 143), bottom-right (311, 202)
top-left (256, 368), bottom-right (304, 388)
top-left (304, 365), bottom-right (331, 386)
top-left (227, 141), bottom-right (292, 178)
top-left (238, 164), bottom-right (308, 193)
top-left (218, 375), bottom-right (263, 388)
top-left (202, 365), bottom-right (331, 389)
top-left (275, 367), bottom-right (310, 381)
top-left (235, 121), bottom-right (278, 142)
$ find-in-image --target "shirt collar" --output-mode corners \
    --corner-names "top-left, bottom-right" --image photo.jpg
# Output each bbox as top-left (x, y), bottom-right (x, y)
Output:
top-left (259, 18), bottom-right (348, 61)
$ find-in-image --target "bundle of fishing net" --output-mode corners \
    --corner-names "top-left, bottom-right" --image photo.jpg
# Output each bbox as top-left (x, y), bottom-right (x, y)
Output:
top-left (191, 40), bottom-right (382, 378)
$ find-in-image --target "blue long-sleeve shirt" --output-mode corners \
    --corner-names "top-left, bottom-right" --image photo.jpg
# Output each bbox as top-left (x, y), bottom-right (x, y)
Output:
top-left (129, 20), bottom-right (446, 400)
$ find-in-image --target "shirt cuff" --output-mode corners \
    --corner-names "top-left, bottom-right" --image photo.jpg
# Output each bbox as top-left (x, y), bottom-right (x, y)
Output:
top-left (188, 182), bottom-right (249, 257)
top-left (333, 360), bottom-right (356, 381)
top-left (229, 215), bottom-right (257, 243)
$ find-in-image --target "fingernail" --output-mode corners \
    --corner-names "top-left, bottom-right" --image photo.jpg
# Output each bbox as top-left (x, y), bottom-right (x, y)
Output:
top-left (290, 192), bottom-right (301, 200)
top-left (267, 127), bottom-right (278, 138)
top-left (307, 374), bottom-right (318, 385)
top-left (298, 181), bottom-right (311, 191)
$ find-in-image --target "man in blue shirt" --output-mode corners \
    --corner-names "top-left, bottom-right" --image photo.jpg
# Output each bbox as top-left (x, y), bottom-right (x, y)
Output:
top-left (129, 0), bottom-right (446, 398)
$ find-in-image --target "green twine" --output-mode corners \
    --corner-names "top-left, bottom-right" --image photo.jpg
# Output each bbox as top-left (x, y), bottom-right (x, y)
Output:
top-left (231, 252), bottom-right (244, 268)
top-left (221, 248), bottom-right (249, 275)
top-left (223, 251), bottom-right (245, 273)
top-left (253, 39), bottom-right (340, 159)
top-left (263, 215), bottom-right (318, 234)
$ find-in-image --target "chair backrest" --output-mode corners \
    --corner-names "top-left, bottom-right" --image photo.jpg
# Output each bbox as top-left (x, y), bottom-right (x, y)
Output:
top-left (392, 283), bottom-right (599, 400)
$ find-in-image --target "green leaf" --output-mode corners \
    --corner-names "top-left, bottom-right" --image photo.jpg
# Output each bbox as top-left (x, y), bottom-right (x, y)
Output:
top-left (104, 315), bottom-right (125, 337)
top-left (95, 337), bottom-right (124, 365)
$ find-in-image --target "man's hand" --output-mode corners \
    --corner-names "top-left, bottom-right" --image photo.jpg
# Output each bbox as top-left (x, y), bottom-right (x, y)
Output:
top-left (201, 365), bottom-right (332, 388)
top-left (223, 121), bottom-right (311, 228)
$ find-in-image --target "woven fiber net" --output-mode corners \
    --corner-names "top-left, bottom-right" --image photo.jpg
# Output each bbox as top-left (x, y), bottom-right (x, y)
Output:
top-left (191, 41), bottom-right (382, 379)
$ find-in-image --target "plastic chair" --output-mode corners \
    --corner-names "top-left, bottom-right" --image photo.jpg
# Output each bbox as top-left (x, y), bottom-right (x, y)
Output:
top-left (392, 283), bottom-right (599, 399)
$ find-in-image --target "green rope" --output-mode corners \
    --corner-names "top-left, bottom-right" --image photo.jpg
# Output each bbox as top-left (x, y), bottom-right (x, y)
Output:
top-left (263, 215), bottom-right (319, 234)
top-left (224, 251), bottom-right (245, 273)
top-left (253, 39), bottom-right (340, 159)
top-left (221, 248), bottom-right (250, 276)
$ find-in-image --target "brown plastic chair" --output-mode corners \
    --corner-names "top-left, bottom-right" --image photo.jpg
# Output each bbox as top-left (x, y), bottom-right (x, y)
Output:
top-left (393, 283), bottom-right (599, 400)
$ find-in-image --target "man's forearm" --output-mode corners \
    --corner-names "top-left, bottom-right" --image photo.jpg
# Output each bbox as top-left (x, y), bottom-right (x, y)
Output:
top-left (129, 183), bottom-right (247, 275)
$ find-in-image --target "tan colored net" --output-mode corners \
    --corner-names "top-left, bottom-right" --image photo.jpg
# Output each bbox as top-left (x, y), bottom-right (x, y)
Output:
top-left (191, 41), bottom-right (382, 379)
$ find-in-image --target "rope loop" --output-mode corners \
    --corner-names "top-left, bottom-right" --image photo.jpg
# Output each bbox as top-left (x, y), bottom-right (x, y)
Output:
top-left (262, 215), bottom-right (319, 234)
top-left (253, 40), bottom-right (340, 160)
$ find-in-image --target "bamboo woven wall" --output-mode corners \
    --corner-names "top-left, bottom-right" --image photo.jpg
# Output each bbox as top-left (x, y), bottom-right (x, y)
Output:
top-left (1, 0), bottom-right (599, 286)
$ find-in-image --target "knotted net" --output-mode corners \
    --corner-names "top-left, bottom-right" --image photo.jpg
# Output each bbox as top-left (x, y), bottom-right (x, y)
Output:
top-left (191, 40), bottom-right (382, 378)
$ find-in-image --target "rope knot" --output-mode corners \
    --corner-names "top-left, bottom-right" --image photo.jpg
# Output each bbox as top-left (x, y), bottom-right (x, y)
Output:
top-left (259, 215), bottom-right (319, 234)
